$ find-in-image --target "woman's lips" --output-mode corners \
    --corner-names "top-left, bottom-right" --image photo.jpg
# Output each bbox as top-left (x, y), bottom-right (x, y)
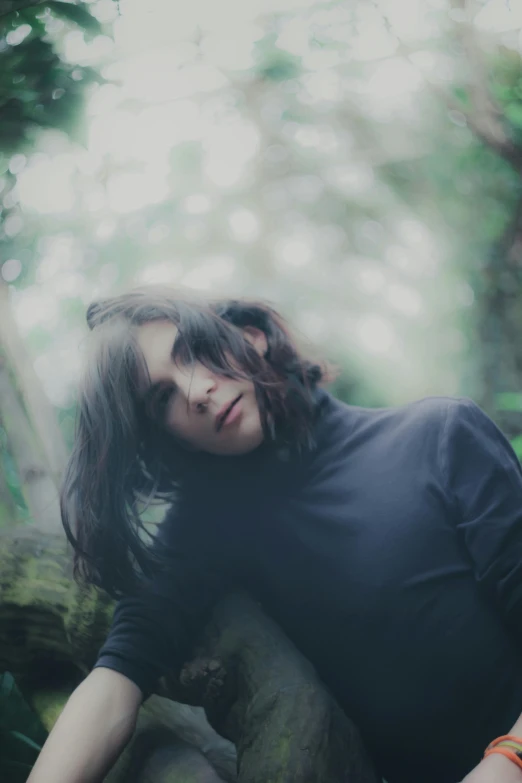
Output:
top-left (216, 395), bottom-right (243, 431)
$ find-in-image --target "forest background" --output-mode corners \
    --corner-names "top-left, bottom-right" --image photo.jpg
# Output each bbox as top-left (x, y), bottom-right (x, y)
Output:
top-left (1, 1), bottom-right (522, 780)
top-left (2, 0), bottom-right (522, 528)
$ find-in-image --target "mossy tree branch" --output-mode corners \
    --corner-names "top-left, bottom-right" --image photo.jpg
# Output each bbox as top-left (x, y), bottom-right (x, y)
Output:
top-left (0, 524), bottom-right (379, 783)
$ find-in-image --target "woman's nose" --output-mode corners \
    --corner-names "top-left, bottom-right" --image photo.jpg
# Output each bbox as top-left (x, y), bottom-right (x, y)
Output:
top-left (187, 372), bottom-right (217, 411)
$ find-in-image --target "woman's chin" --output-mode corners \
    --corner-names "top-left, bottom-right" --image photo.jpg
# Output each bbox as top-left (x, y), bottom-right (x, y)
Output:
top-left (209, 426), bottom-right (264, 456)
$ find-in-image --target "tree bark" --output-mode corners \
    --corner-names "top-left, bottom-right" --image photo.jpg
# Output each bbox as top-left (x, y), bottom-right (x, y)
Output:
top-left (388, 0), bottom-right (522, 413)
top-left (0, 353), bottom-right (62, 531)
top-left (171, 593), bottom-right (378, 783)
top-left (0, 419), bottom-right (18, 526)
top-left (0, 524), bottom-right (379, 783)
top-left (473, 194), bottom-right (522, 415)
top-left (446, 1), bottom-right (522, 413)
top-left (0, 283), bottom-right (68, 486)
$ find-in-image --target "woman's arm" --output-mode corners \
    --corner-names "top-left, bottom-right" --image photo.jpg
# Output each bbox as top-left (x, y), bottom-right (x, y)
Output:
top-left (26, 668), bottom-right (142, 783)
top-left (28, 505), bottom-right (230, 781)
top-left (463, 712), bottom-right (522, 781)
top-left (442, 398), bottom-right (522, 639)
top-left (442, 401), bottom-right (522, 781)
top-left (93, 503), bottom-right (232, 695)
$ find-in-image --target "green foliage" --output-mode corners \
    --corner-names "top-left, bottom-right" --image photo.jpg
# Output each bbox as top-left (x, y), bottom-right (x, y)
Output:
top-left (254, 33), bottom-right (301, 81)
top-left (45, 1), bottom-right (103, 36)
top-left (0, 0), bottom-right (522, 458)
top-left (0, 424), bottom-right (26, 519)
top-left (0, 2), bottom-right (105, 149)
top-left (505, 102), bottom-right (522, 130)
top-left (496, 392), bottom-right (522, 412)
top-left (510, 435), bottom-right (522, 461)
top-left (0, 672), bottom-right (48, 783)
top-left (490, 49), bottom-right (522, 145)
top-left (494, 396), bottom-right (522, 460)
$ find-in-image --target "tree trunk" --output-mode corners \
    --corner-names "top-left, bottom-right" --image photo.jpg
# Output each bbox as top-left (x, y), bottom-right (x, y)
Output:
top-left (0, 524), bottom-right (379, 783)
top-left (0, 420), bottom-right (18, 527)
top-left (181, 596), bottom-right (378, 783)
top-left (0, 282), bottom-right (68, 485)
top-left (0, 353), bottom-right (62, 531)
top-left (474, 194), bottom-right (522, 416)
top-left (444, 0), bottom-right (522, 414)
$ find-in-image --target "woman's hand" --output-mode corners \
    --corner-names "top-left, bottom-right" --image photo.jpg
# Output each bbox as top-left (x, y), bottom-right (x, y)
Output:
top-left (462, 752), bottom-right (522, 782)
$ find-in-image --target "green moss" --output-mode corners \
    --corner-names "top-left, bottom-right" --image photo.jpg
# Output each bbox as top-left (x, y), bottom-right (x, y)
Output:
top-left (8, 551), bottom-right (70, 607)
top-left (31, 689), bottom-right (70, 732)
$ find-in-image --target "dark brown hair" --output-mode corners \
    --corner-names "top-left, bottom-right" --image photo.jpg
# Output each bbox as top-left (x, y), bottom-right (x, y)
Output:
top-left (61, 287), bottom-right (328, 597)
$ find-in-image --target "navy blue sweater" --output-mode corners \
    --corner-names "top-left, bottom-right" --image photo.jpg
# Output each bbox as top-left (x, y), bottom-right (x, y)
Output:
top-left (96, 390), bottom-right (522, 783)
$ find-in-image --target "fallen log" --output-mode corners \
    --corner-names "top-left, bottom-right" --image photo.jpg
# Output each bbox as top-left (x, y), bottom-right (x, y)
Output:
top-left (0, 524), bottom-right (379, 783)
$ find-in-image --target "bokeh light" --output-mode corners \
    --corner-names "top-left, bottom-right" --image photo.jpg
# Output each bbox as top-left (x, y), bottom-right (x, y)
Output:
top-left (4, 0), bottom-right (522, 413)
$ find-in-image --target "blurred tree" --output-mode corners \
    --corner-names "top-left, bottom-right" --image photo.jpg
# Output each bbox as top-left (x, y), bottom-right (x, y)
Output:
top-left (0, 280), bottom-right (67, 485)
top-left (0, 423), bottom-right (17, 527)
top-left (372, 0), bottom-right (522, 427)
top-left (0, 0), bottom-right (103, 149)
top-left (429, 0), bottom-right (522, 424)
top-left (0, 348), bottom-right (60, 530)
top-left (0, 0), bottom-right (105, 522)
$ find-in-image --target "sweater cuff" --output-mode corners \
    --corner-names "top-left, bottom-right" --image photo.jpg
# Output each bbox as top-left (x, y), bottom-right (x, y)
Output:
top-left (93, 654), bottom-right (158, 699)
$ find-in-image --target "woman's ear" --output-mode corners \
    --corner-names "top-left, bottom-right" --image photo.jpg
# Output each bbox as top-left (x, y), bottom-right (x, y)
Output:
top-left (242, 326), bottom-right (268, 357)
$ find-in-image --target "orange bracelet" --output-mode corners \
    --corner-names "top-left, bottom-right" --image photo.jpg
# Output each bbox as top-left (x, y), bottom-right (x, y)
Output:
top-left (484, 735), bottom-right (522, 772)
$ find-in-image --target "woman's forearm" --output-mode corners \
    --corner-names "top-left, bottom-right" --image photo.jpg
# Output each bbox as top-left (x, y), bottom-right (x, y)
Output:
top-left (462, 712), bottom-right (522, 781)
top-left (27, 667), bottom-right (142, 783)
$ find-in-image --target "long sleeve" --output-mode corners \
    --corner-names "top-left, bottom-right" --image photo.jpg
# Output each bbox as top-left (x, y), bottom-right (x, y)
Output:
top-left (441, 398), bottom-right (522, 635)
top-left (94, 505), bottom-right (230, 696)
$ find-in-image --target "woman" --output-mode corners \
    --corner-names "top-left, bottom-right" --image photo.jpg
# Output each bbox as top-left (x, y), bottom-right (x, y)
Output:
top-left (29, 288), bottom-right (522, 783)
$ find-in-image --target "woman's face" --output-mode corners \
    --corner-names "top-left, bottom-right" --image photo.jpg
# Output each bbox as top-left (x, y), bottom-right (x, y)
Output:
top-left (137, 319), bottom-right (266, 456)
